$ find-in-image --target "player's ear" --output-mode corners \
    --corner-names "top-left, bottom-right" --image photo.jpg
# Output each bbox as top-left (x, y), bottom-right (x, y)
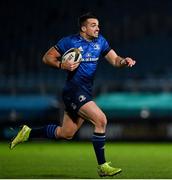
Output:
top-left (81, 26), bottom-right (86, 32)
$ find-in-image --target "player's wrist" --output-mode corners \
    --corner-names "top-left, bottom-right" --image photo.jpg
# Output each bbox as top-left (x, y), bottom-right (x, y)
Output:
top-left (119, 58), bottom-right (127, 66)
top-left (59, 61), bottom-right (64, 69)
top-left (120, 58), bottom-right (126, 65)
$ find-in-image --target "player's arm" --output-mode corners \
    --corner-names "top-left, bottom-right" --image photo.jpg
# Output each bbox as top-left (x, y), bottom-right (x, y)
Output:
top-left (42, 47), bottom-right (79, 71)
top-left (105, 49), bottom-right (136, 68)
top-left (42, 47), bottom-right (62, 68)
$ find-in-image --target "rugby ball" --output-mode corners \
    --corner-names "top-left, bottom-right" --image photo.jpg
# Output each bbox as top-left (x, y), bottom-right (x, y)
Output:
top-left (62, 48), bottom-right (82, 63)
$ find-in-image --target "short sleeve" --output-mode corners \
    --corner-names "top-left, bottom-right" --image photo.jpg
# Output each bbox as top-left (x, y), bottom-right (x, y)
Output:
top-left (54, 36), bottom-right (71, 56)
top-left (101, 36), bottom-right (111, 57)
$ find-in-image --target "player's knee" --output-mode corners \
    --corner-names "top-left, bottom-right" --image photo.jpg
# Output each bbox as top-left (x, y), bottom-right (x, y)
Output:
top-left (56, 127), bottom-right (76, 140)
top-left (96, 113), bottom-right (107, 128)
top-left (62, 130), bottom-right (75, 140)
top-left (63, 134), bottom-right (73, 140)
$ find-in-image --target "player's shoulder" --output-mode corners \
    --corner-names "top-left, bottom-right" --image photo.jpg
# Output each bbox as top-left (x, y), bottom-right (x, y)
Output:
top-left (59, 34), bottom-right (80, 42)
top-left (97, 34), bottom-right (108, 41)
top-left (94, 34), bottom-right (109, 46)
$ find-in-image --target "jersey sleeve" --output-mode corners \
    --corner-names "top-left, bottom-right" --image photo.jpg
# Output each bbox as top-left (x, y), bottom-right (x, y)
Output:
top-left (101, 36), bottom-right (111, 57)
top-left (54, 36), bottom-right (71, 56)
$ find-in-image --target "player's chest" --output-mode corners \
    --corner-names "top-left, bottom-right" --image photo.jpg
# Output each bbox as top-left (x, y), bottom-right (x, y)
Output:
top-left (72, 41), bottom-right (101, 59)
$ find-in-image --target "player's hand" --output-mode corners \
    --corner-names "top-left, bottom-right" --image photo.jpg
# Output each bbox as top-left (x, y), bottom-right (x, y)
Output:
top-left (124, 57), bottom-right (136, 67)
top-left (61, 60), bottom-right (80, 71)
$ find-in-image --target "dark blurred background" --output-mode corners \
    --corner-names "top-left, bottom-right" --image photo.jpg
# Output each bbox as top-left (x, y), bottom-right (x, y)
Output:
top-left (1, 0), bottom-right (172, 141)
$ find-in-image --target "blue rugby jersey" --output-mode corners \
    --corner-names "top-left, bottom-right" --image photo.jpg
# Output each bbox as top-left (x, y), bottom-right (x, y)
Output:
top-left (54, 34), bottom-right (111, 94)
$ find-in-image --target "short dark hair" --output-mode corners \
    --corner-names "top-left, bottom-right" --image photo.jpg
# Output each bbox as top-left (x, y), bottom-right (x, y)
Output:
top-left (78, 12), bottom-right (98, 30)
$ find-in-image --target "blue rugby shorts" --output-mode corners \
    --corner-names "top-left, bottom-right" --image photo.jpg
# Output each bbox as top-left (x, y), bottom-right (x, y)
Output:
top-left (62, 85), bottom-right (92, 119)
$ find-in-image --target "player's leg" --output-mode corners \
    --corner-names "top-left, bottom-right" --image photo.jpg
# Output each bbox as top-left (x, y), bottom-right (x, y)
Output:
top-left (79, 101), bottom-right (107, 133)
top-left (79, 101), bottom-right (107, 165)
top-left (10, 111), bottom-right (84, 149)
top-left (55, 111), bottom-right (84, 139)
top-left (29, 111), bottom-right (84, 140)
top-left (78, 101), bottom-right (122, 176)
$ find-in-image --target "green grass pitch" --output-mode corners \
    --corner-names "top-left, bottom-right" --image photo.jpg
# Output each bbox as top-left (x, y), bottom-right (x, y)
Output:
top-left (0, 141), bottom-right (172, 179)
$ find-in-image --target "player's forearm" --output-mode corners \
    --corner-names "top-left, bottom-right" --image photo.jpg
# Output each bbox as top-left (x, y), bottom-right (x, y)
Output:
top-left (42, 55), bottom-right (61, 69)
top-left (114, 56), bottom-right (127, 67)
top-left (106, 50), bottom-right (127, 68)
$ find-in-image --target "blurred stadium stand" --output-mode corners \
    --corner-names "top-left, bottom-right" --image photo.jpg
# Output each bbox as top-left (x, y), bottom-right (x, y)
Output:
top-left (1, 0), bottom-right (172, 140)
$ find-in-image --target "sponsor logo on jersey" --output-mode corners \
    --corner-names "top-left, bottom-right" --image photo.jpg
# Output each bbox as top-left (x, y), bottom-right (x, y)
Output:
top-left (82, 57), bottom-right (99, 62)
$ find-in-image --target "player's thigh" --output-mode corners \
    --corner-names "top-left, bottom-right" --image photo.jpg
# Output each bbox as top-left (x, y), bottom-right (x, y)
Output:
top-left (78, 101), bottom-right (107, 126)
top-left (61, 111), bottom-right (84, 134)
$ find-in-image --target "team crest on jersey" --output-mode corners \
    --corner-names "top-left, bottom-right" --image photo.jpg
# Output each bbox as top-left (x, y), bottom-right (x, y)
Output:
top-left (78, 95), bottom-right (86, 102)
top-left (94, 43), bottom-right (100, 50)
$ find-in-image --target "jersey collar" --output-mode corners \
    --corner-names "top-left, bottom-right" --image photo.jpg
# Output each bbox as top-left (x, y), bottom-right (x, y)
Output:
top-left (78, 33), bottom-right (99, 43)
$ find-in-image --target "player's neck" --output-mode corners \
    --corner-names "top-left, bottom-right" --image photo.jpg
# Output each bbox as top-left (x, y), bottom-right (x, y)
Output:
top-left (80, 32), bottom-right (94, 42)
